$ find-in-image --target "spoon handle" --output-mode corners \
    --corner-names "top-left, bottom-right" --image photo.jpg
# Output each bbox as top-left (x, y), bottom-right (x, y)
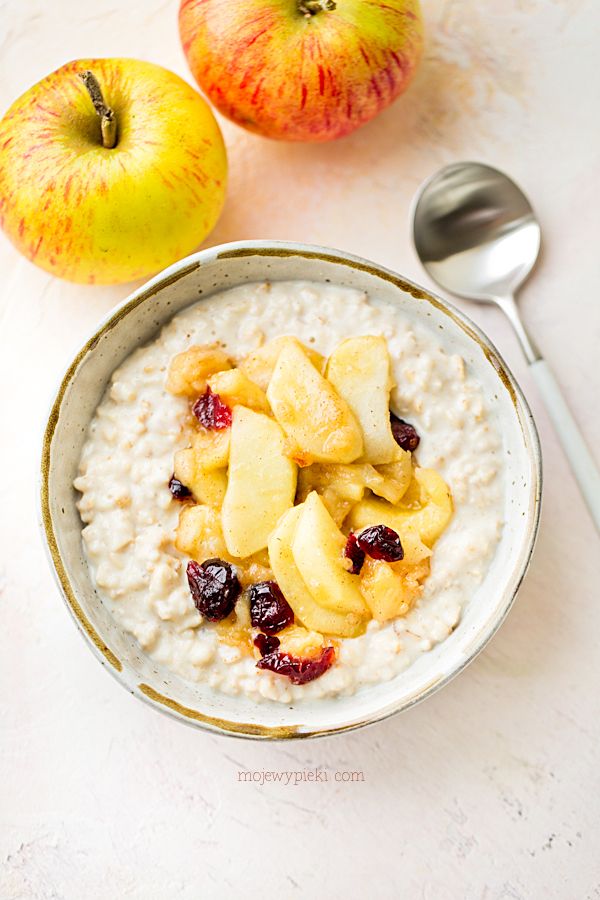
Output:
top-left (529, 358), bottom-right (600, 532)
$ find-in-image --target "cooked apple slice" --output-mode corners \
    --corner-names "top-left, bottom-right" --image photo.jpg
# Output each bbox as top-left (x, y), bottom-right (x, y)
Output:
top-left (275, 624), bottom-right (330, 658)
top-left (239, 336), bottom-right (325, 391)
top-left (175, 504), bottom-right (231, 561)
top-left (166, 344), bottom-right (231, 396)
top-left (174, 448), bottom-right (227, 507)
top-left (296, 459), bottom-right (411, 514)
top-left (326, 335), bottom-right (399, 464)
top-left (173, 447), bottom-right (196, 491)
top-left (267, 342), bottom-right (363, 465)
top-left (268, 506), bottom-right (368, 638)
top-left (297, 464), bottom-right (366, 503)
top-left (191, 427), bottom-right (230, 471)
top-left (292, 492), bottom-right (370, 617)
top-left (348, 499), bottom-right (432, 564)
top-left (347, 468), bottom-right (452, 548)
top-left (359, 557), bottom-right (420, 622)
top-left (221, 406), bottom-right (297, 557)
top-left (373, 449), bottom-right (413, 504)
top-left (207, 368), bottom-right (270, 413)
top-left (296, 463), bottom-right (369, 527)
top-left (410, 468), bottom-right (453, 545)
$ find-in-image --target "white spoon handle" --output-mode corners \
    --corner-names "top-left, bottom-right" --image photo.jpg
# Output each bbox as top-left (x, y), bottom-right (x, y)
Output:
top-left (530, 358), bottom-right (600, 532)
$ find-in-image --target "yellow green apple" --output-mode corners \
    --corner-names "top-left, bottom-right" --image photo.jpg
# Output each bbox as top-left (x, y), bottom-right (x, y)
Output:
top-left (0, 58), bottom-right (227, 284)
top-left (179, 0), bottom-right (423, 142)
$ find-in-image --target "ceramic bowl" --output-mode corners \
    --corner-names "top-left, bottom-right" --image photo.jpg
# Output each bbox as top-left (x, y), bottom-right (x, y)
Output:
top-left (40, 240), bottom-right (542, 739)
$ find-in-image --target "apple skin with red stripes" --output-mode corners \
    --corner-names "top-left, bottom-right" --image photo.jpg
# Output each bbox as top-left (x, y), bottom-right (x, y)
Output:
top-left (179, 0), bottom-right (423, 143)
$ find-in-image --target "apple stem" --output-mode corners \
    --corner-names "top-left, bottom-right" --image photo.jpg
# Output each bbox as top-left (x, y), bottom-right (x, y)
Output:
top-left (298, 0), bottom-right (336, 17)
top-left (78, 70), bottom-right (118, 149)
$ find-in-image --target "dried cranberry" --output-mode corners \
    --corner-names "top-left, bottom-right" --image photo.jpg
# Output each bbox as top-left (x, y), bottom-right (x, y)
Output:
top-left (192, 387), bottom-right (232, 430)
top-left (169, 475), bottom-right (191, 500)
top-left (253, 633), bottom-right (281, 657)
top-left (344, 532), bottom-right (366, 575)
top-left (390, 413), bottom-right (420, 452)
top-left (257, 646), bottom-right (336, 685)
top-left (187, 558), bottom-right (241, 621)
top-left (249, 581), bottom-right (294, 635)
top-left (356, 525), bottom-right (404, 562)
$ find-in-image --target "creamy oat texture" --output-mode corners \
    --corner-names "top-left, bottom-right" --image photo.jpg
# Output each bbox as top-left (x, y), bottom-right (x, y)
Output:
top-left (74, 281), bottom-right (503, 703)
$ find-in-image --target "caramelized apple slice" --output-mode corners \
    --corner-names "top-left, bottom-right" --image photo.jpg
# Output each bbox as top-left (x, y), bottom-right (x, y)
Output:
top-left (297, 464), bottom-right (366, 503)
top-left (239, 336), bottom-right (325, 391)
top-left (221, 406), bottom-right (297, 558)
top-left (174, 448), bottom-right (227, 507)
top-left (347, 468), bottom-right (452, 548)
top-left (292, 492), bottom-right (370, 617)
top-left (267, 342), bottom-right (363, 465)
top-left (207, 368), bottom-right (270, 413)
top-left (268, 506), bottom-right (368, 638)
top-left (296, 460), bottom-right (412, 520)
top-left (275, 624), bottom-right (330, 658)
top-left (373, 450), bottom-right (413, 504)
top-left (192, 428), bottom-right (230, 471)
top-left (175, 504), bottom-right (231, 561)
top-left (166, 344), bottom-right (231, 396)
top-left (326, 336), bottom-right (399, 464)
top-left (359, 557), bottom-right (420, 622)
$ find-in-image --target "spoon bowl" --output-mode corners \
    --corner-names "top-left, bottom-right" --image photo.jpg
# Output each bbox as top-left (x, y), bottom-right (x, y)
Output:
top-left (413, 162), bottom-right (541, 304)
top-left (412, 161), bottom-right (600, 533)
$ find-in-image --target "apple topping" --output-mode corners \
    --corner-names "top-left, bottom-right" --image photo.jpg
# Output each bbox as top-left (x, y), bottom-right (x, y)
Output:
top-left (347, 468), bottom-right (453, 548)
top-left (235, 551), bottom-right (274, 590)
top-left (292, 492), bottom-right (370, 618)
top-left (166, 344), bottom-right (231, 397)
top-left (192, 428), bottom-right (230, 471)
top-left (174, 448), bottom-right (227, 507)
top-left (297, 463), bottom-right (366, 504)
top-left (359, 557), bottom-right (424, 623)
top-left (175, 504), bottom-right (231, 562)
top-left (267, 341), bottom-right (363, 465)
top-left (296, 462), bottom-right (366, 526)
top-left (296, 457), bottom-right (412, 512)
top-left (374, 450), bottom-right (413, 504)
top-left (207, 368), bottom-right (270, 413)
top-left (216, 596), bottom-right (256, 655)
top-left (239, 336), bottom-right (325, 391)
top-left (167, 332), bottom-right (453, 682)
top-left (326, 336), bottom-right (399, 465)
top-left (268, 507), bottom-right (368, 638)
top-left (221, 406), bottom-right (297, 557)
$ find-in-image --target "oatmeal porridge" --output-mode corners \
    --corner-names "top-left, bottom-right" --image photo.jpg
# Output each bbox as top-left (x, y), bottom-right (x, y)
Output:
top-left (74, 280), bottom-right (503, 704)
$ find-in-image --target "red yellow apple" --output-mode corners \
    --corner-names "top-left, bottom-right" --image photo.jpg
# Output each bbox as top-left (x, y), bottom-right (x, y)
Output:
top-left (0, 58), bottom-right (227, 284)
top-left (179, 0), bottom-right (423, 142)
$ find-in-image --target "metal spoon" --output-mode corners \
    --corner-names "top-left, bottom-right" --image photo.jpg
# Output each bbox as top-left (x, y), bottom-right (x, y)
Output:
top-left (412, 161), bottom-right (600, 532)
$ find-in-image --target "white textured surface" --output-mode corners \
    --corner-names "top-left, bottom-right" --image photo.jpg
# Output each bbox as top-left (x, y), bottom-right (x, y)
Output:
top-left (1, 1), bottom-right (599, 897)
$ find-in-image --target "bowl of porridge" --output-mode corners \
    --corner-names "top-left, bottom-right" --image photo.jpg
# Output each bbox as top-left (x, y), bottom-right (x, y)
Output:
top-left (40, 241), bottom-right (541, 739)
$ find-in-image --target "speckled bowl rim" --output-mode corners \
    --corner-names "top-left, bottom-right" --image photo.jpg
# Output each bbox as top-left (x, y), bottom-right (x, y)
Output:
top-left (39, 240), bottom-right (542, 740)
